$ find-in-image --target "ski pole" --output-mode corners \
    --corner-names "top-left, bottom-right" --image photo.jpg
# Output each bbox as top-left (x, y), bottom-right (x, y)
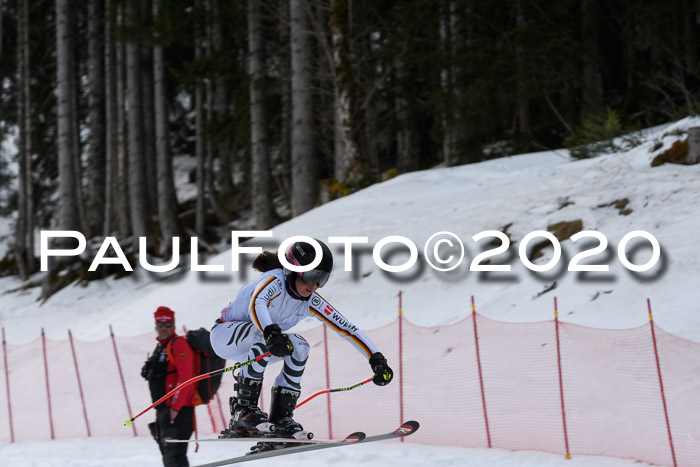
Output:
top-left (296, 377), bottom-right (373, 409)
top-left (124, 351), bottom-right (271, 426)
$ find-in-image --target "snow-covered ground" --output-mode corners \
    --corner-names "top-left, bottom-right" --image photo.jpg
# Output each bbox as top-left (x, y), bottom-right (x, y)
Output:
top-left (1, 117), bottom-right (699, 466)
top-left (2, 118), bottom-right (698, 342)
top-left (0, 436), bottom-right (642, 467)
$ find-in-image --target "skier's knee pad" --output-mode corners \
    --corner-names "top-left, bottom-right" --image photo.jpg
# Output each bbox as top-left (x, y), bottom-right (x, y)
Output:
top-left (288, 334), bottom-right (310, 362)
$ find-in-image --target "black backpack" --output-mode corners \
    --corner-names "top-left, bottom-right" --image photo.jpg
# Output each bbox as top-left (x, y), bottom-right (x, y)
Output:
top-left (167, 327), bottom-right (225, 406)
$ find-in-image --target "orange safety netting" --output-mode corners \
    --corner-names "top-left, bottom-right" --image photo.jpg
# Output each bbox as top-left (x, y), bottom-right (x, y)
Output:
top-left (1, 312), bottom-right (698, 467)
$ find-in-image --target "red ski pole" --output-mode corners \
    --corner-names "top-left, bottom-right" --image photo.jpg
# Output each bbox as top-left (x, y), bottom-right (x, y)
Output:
top-left (295, 377), bottom-right (373, 409)
top-left (124, 351), bottom-right (271, 427)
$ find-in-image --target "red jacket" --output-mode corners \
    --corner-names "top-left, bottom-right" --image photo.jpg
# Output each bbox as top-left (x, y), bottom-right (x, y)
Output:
top-left (159, 334), bottom-right (196, 411)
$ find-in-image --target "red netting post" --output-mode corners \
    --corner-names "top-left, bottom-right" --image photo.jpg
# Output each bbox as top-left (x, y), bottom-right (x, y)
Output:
top-left (553, 298), bottom-right (571, 460)
top-left (2, 328), bottom-right (14, 442)
top-left (209, 322), bottom-right (226, 429)
top-left (41, 328), bottom-right (55, 439)
top-left (398, 291), bottom-right (405, 442)
top-left (215, 392), bottom-right (227, 428)
top-left (206, 403), bottom-right (217, 433)
top-left (647, 299), bottom-right (677, 467)
top-left (68, 330), bottom-right (91, 437)
top-left (471, 296), bottom-right (491, 448)
top-left (193, 409), bottom-right (199, 452)
top-left (322, 323), bottom-right (333, 439)
top-left (109, 325), bottom-right (138, 436)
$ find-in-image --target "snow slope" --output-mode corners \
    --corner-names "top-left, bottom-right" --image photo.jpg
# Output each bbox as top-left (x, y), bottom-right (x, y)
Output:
top-left (1, 118), bottom-right (698, 343)
top-left (1, 117), bottom-right (698, 466)
top-left (0, 437), bottom-right (642, 467)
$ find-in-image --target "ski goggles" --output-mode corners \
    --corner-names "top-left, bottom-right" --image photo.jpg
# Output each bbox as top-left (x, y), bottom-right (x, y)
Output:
top-left (299, 269), bottom-right (331, 288)
top-left (156, 322), bottom-right (174, 328)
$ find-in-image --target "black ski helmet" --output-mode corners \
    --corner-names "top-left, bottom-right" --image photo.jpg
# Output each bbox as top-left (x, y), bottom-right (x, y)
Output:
top-left (283, 239), bottom-right (333, 287)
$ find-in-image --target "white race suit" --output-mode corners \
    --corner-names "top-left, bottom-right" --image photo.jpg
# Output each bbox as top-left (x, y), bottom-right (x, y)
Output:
top-left (210, 268), bottom-right (378, 390)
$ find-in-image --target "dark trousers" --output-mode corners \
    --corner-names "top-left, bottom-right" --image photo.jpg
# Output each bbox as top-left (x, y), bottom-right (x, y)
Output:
top-left (153, 406), bottom-right (195, 467)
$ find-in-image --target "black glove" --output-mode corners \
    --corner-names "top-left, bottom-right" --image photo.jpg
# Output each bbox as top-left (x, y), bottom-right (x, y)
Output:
top-left (141, 348), bottom-right (161, 381)
top-left (141, 359), bottom-right (153, 380)
top-left (264, 324), bottom-right (294, 357)
top-left (369, 352), bottom-right (393, 386)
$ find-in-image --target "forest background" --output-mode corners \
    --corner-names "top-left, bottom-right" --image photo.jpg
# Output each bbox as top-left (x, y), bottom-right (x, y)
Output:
top-left (1, 0), bottom-right (698, 298)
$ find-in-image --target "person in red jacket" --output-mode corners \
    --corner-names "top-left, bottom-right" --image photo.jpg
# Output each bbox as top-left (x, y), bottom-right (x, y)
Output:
top-left (141, 306), bottom-right (196, 467)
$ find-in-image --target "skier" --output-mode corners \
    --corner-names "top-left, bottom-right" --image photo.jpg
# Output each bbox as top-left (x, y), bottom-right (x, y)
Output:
top-left (210, 239), bottom-right (394, 439)
top-left (141, 306), bottom-right (196, 466)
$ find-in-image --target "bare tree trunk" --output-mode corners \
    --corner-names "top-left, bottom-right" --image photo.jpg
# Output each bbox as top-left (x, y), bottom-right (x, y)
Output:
top-left (456, 0), bottom-right (481, 164)
top-left (56, 0), bottom-right (82, 233)
top-left (141, 0), bottom-right (158, 219)
top-left (439, 0), bottom-right (453, 166)
top-left (357, 22), bottom-right (379, 181)
top-left (104, 0), bottom-right (117, 236)
top-left (22, 0), bottom-right (34, 274)
top-left (290, 0), bottom-right (317, 216)
top-left (395, 55), bottom-right (418, 172)
top-left (0, 0), bottom-right (4, 62)
top-left (647, 14), bottom-right (662, 71)
top-left (46, 0), bottom-right (83, 298)
top-left (126, 0), bottom-right (149, 240)
top-left (248, 0), bottom-right (271, 229)
top-left (195, 7), bottom-right (206, 238)
top-left (621, 11), bottom-right (637, 92)
top-left (330, 0), bottom-right (361, 185)
top-left (272, 0), bottom-right (292, 205)
top-left (363, 99), bottom-right (378, 180)
top-left (514, 0), bottom-right (531, 139)
top-left (205, 75), bottom-right (216, 219)
top-left (684, 6), bottom-right (696, 74)
top-left (115, 4), bottom-right (131, 237)
top-left (203, 3), bottom-right (218, 222)
top-left (87, 0), bottom-right (106, 237)
top-left (153, 0), bottom-right (180, 256)
top-left (581, 0), bottom-right (604, 118)
top-left (211, 0), bottom-right (234, 216)
top-left (15, 0), bottom-right (32, 279)
top-left (68, 6), bottom-right (86, 233)
top-left (15, 0), bottom-right (26, 277)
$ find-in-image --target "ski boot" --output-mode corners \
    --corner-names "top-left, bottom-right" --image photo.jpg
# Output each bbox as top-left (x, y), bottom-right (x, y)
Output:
top-left (248, 386), bottom-right (312, 453)
top-left (219, 375), bottom-right (274, 438)
top-left (269, 386), bottom-right (308, 437)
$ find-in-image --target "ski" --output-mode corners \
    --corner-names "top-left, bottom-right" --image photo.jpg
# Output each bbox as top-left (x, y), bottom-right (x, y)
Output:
top-left (192, 420), bottom-right (419, 467)
top-left (166, 435), bottom-right (327, 445)
top-left (192, 431), bottom-right (364, 467)
top-left (356, 420), bottom-right (419, 444)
